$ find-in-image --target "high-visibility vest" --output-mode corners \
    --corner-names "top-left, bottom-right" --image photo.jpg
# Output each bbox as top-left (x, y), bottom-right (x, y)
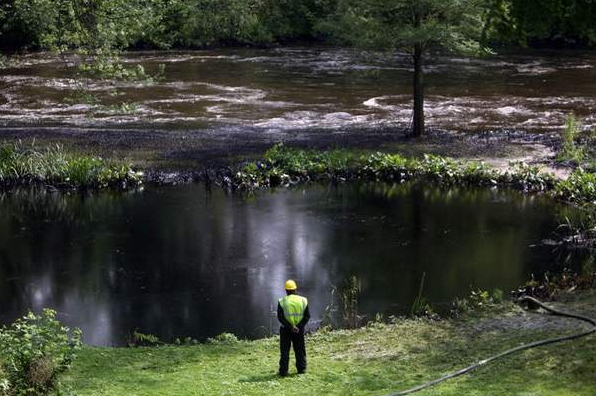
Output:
top-left (279, 294), bottom-right (308, 326)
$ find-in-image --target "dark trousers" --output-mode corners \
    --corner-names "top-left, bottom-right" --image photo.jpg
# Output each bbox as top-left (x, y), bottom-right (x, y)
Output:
top-left (279, 326), bottom-right (306, 375)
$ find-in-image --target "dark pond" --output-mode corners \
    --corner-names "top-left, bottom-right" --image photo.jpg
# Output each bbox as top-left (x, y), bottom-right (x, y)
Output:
top-left (0, 183), bottom-right (587, 345)
top-left (1, 48), bottom-right (596, 132)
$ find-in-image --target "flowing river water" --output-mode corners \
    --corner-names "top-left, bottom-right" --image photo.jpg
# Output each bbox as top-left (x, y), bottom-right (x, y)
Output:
top-left (0, 183), bottom-right (587, 345)
top-left (1, 47), bottom-right (596, 132)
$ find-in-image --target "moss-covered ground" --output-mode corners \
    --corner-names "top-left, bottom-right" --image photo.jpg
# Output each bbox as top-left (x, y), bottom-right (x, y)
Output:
top-left (62, 291), bottom-right (596, 395)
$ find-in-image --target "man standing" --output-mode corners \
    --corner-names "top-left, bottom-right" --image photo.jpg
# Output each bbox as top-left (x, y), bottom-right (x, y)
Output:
top-left (277, 279), bottom-right (310, 377)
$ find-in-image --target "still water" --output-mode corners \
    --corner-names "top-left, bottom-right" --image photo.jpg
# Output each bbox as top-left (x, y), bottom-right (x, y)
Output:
top-left (1, 48), bottom-right (596, 132)
top-left (0, 183), bottom-right (584, 345)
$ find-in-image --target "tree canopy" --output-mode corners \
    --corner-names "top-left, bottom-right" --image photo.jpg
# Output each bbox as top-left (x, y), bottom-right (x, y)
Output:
top-left (2, 0), bottom-right (596, 52)
top-left (318, 0), bottom-right (489, 136)
top-left (318, 0), bottom-right (488, 54)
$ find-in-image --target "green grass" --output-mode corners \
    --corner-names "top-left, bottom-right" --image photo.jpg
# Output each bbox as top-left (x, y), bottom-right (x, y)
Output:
top-left (234, 144), bottom-right (596, 206)
top-left (60, 295), bottom-right (596, 396)
top-left (0, 143), bottom-right (142, 189)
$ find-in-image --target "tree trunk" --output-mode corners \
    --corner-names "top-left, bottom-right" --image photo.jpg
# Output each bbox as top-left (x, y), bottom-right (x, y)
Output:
top-left (412, 43), bottom-right (424, 137)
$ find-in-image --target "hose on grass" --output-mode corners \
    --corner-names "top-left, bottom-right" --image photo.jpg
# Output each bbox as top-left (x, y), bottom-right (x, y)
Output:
top-left (386, 296), bottom-right (596, 396)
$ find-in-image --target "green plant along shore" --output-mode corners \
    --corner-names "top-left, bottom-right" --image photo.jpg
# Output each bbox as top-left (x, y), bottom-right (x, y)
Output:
top-left (0, 143), bottom-right (142, 189)
top-left (234, 144), bottom-right (596, 206)
top-left (50, 291), bottom-right (596, 395)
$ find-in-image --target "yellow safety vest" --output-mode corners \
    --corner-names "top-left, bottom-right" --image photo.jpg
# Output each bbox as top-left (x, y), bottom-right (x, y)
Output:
top-left (279, 294), bottom-right (308, 326)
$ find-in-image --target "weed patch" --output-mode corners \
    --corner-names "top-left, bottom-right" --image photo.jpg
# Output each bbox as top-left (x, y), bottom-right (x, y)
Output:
top-left (0, 143), bottom-right (142, 189)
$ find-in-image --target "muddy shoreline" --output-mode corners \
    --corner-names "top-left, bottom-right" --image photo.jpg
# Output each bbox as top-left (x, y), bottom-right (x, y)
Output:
top-left (0, 125), bottom-right (567, 184)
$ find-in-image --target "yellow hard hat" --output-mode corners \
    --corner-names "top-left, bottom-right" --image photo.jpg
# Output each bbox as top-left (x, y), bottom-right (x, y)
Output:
top-left (284, 279), bottom-right (297, 291)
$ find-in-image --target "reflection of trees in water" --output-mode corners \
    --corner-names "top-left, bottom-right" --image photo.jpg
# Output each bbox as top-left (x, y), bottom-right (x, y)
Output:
top-left (0, 188), bottom-right (138, 225)
top-left (313, 182), bottom-right (580, 317)
top-left (0, 187), bottom-right (143, 344)
top-left (0, 185), bottom-right (332, 344)
top-left (0, 182), bottom-right (587, 345)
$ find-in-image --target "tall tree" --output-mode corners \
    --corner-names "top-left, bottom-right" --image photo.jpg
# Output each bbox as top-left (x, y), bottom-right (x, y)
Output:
top-left (320, 0), bottom-right (489, 136)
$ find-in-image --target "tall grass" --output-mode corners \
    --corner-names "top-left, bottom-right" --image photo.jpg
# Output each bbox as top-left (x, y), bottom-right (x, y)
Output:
top-left (557, 114), bottom-right (586, 165)
top-left (0, 143), bottom-right (142, 189)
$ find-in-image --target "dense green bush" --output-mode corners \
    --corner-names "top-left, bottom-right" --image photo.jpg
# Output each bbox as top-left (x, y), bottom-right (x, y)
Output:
top-left (555, 169), bottom-right (596, 203)
top-left (4, 0), bottom-right (595, 50)
top-left (0, 309), bottom-right (82, 395)
top-left (484, 0), bottom-right (596, 46)
top-left (0, 0), bottom-right (335, 51)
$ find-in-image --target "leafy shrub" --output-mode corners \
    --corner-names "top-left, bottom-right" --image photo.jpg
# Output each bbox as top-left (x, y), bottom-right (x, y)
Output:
top-left (127, 331), bottom-right (161, 347)
top-left (555, 169), bottom-right (596, 203)
top-left (363, 152), bottom-right (410, 181)
top-left (502, 161), bottom-right (555, 191)
top-left (451, 288), bottom-right (504, 317)
top-left (514, 269), bottom-right (596, 301)
top-left (0, 309), bottom-right (82, 395)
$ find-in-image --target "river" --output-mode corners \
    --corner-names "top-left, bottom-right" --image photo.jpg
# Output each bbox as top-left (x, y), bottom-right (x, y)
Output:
top-left (1, 47), bottom-right (595, 132)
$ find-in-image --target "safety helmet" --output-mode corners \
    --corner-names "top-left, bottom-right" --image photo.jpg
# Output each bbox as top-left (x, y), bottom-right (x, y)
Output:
top-left (284, 279), bottom-right (298, 291)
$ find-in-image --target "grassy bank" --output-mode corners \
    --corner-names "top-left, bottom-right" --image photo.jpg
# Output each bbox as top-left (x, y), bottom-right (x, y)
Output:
top-left (0, 143), bottom-right (142, 189)
top-left (60, 291), bottom-right (596, 395)
top-left (234, 144), bottom-right (596, 206)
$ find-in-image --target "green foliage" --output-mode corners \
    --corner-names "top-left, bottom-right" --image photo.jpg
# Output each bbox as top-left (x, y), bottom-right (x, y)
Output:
top-left (127, 331), bottom-right (161, 347)
top-left (0, 142), bottom-right (143, 189)
top-left (410, 272), bottom-right (435, 317)
top-left (4, 0), bottom-right (596, 50)
top-left (503, 161), bottom-right (555, 192)
top-left (79, 59), bottom-right (154, 81)
top-left (484, 0), bottom-right (596, 46)
top-left (338, 276), bottom-right (361, 329)
top-left (516, 269), bottom-right (595, 300)
top-left (0, 309), bottom-right (82, 395)
top-left (451, 288), bottom-right (504, 317)
top-left (557, 208), bottom-right (596, 246)
top-left (318, 0), bottom-right (490, 54)
top-left (322, 275), bottom-right (362, 329)
top-left (317, 0), bottom-right (490, 136)
top-left (161, 0), bottom-right (273, 47)
top-left (557, 114), bottom-right (586, 165)
top-left (260, 0), bottom-right (338, 41)
top-left (206, 333), bottom-right (238, 345)
top-left (555, 169), bottom-right (596, 203)
top-left (235, 144), bottom-right (561, 195)
top-left (0, 0), bottom-right (336, 51)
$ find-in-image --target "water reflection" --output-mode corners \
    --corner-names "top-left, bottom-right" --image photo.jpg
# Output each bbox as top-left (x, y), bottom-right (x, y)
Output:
top-left (0, 183), bottom-right (585, 345)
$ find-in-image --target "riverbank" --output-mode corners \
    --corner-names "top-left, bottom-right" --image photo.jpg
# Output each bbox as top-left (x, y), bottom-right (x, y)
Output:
top-left (0, 127), bottom-right (566, 183)
top-left (61, 290), bottom-right (596, 395)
